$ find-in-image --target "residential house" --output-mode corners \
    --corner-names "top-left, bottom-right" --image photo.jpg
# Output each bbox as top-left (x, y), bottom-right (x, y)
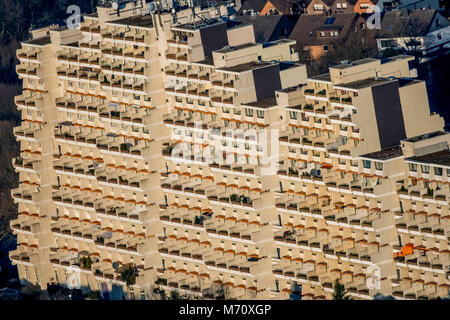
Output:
top-left (354, 0), bottom-right (380, 13)
top-left (238, 0), bottom-right (295, 15)
top-left (306, 0), bottom-right (356, 14)
top-left (289, 13), bottom-right (372, 59)
top-left (236, 14), bottom-right (300, 42)
top-left (375, 0), bottom-right (445, 12)
top-left (376, 9), bottom-right (450, 61)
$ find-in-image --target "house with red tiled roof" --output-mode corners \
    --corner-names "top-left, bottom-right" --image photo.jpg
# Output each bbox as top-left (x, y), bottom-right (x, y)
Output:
top-left (306, 0), bottom-right (357, 14)
top-left (238, 0), bottom-right (295, 15)
top-left (289, 13), bottom-right (377, 59)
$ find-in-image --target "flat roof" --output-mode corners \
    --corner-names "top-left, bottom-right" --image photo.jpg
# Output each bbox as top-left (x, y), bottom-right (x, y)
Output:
top-left (334, 77), bottom-right (395, 90)
top-left (192, 57), bottom-right (215, 67)
top-left (217, 61), bottom-right (277, 73)
top-left (406, 149), bottom-right (450, 167)
top-left (215, 42), bottom-right (260, 53)
top-left (309, 73), bottom-right (331, 82)
top-left (107, 15), bottom-right (154, 28)
top-left (403, 131), bottom-right (447, 143)
top-left (262, 39), bottom-right (295, 48)
top-left (277, 85), bottom-right (304, 93)
top-left (172, 19), bottom-right (224, 31)
top-left (279, 62), bottom-right (303, 71)
top-left (243, 96), bottom-right (277, 109)
top-left (24, 36), bottom-right (52, 46)
top-left (398, 78), bottom-right (423, 87)
top-left (381, 54), bottom-right (414, 64)
top-left (360, 146), bottom-right (403, 161)
top-left (332, 58), bottom-right (378, 70)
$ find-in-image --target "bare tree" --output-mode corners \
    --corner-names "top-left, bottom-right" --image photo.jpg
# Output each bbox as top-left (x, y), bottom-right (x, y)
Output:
top-left (399, 16), bottom-right (428, 58)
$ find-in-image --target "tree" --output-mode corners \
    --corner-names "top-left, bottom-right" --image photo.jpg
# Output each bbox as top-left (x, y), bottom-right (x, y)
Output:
top-left (120, 266), bottom-right (137, 286)
top-left (332, 280), bottom-right (352, 300)
top-left (399, 16), bottom-right (427, 58)
top-left (167, 290), bottom-right (187, 300)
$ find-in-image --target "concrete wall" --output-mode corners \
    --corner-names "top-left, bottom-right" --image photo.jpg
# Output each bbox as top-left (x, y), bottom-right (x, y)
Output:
top-left (227, 24), bottom-right (255, 47)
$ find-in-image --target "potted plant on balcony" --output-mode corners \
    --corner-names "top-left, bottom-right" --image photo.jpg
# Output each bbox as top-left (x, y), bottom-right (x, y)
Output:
top-left (85, 290), bottom-right (101, 300)
top-left (120, 265), bottom-right (138, 286)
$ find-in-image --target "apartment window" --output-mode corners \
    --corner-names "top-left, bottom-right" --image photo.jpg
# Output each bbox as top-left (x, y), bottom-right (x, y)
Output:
top-left (350, 160), bottom-right (358, 167)
top-left (447, 169), bottom-right (450, 177)
top-left (363, 160), bottom-right (371, 169)
top-left (257, 110), bottom-right (264, 119)
top-left (338, 158), bottom-right (346, 165)
top-left (222, 107), bottom-right (230, 114)
top-left (421, 165), bottom-right (430, 174)
top-left (434, 167), bottom-right (443, 176)
top-left (314, 4), bottom-right (324, 10)
top-left (245, 108), bottom-right (254, 117)
top-left (289, 111), bottom-right (298, 120)
top-left (336, 3), bottom-right (342, 8)
top-left (408, 163), bottom-right (417, 172)
top-left (375, 162), bottom-right (383, 170)
top-left (342, 3), bottom-right (347, 8)
top-left (320, 31), bottom-right (326, 37)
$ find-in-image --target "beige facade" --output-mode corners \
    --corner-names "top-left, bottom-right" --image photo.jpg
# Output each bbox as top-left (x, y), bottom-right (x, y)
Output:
top-left (10, 2), bottom-right (449, 300)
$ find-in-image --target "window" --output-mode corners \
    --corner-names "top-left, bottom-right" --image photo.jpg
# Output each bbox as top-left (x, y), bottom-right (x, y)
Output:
top-left (222, 107), bottom-right (230, 114)
top-left (434, 167), bottom-right (443, 176)
top-left (320, 31), bottom-right (326, 37)
top-left (375, 162), bottom-right (383, 170)
top-left (257, 110), bottom-right (264, 119)
top-left (245, 108), bottom-right (254, 117)
top-left (447, 169), bottom-right (450, 177)
top-left (421, 165), bottom-right (429, 174)
top-left (289, 111), bottom-right (298, 119)
top-left (336, 3), bottom-right (342, 8)
top-left (408, 163), bottom-right (417, 172)
top-left (437, 32), bottom-right (442, 40)
top-left (342, 3), bottom-right (347, 8)
top-left (363, 160), bottom-right (371, 169)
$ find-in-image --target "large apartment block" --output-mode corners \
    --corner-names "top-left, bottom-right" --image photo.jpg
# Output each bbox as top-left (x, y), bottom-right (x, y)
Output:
top-left (10, 1), bottom-right (449, 300)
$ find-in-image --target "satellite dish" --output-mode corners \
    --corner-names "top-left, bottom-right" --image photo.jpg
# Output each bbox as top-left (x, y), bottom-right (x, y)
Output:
top-left (148, 2), bottom-right (156, 13)
top-left (112, 1), bottom-right (119, 10)
top-left (112, 262), bottom-right (119, 269)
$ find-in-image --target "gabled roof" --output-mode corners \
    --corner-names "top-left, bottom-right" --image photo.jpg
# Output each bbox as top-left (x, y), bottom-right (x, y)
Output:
top-left (236, 14), bottom-right (299, 42)
top-left (308, 0), bottom-right (358, 8)
top-left (240, 0), bottom-right (269, 13)
top-left (239, 0), bottom-right (294, 14)
top-left (376, 9), bottom-right (443, 39)
top-left (289, 13), bottom-right (358, 47)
